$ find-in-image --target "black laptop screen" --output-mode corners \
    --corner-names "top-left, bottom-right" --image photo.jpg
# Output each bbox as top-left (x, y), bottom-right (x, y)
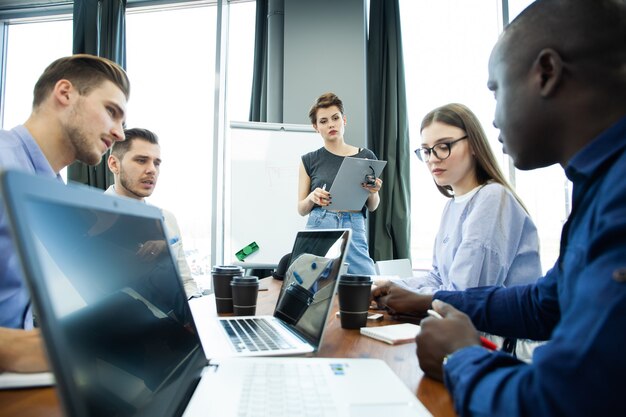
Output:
top-left (273, 229), bottom-right (350, 345)
top-left (21, 197), bottom-right (205, 417)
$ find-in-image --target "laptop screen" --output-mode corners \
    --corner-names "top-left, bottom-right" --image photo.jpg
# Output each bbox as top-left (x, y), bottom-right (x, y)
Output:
top-left (274, 229), bottom-right (350, 346)
top-left (1, 172), bottom-right (206, 417)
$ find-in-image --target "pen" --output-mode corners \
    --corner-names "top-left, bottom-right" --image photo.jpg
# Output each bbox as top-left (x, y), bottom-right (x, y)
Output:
top-left (322, 183), bottom-right (326, 191)
top-left (426, 309), bottom-right (497, 351)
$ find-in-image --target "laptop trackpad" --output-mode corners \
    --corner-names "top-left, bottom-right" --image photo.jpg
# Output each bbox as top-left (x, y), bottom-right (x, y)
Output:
top-left (351, 403), bottom-right (428, 417)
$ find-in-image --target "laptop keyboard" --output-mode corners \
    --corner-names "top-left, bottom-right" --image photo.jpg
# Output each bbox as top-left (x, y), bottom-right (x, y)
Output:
top-left (220, 318), bottom-right (296, 353)
top-left (237, 362), bottom-right (337, 417)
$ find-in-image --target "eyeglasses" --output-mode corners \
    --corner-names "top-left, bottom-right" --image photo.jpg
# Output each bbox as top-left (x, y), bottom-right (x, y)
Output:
top-left (414, 135), bottom-right (468, 162)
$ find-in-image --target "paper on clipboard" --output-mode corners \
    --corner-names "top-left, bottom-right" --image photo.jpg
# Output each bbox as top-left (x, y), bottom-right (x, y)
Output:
top-left (327, 157), bottom-right (387, 211)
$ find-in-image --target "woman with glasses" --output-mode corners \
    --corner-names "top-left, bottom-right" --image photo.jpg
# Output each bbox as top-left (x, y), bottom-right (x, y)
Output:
top-left (387, 103), bottom-right (543, 360)
top-left (402, 103), bottom-right (542, 293)
top-left (298, 92), bottom-right (382, 275)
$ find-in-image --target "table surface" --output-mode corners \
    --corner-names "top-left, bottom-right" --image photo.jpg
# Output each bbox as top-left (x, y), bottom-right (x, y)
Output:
top-left (0, 277), bottom-right (456, 417)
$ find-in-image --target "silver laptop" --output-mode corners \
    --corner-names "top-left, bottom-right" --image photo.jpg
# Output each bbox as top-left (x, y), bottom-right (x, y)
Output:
top-left (201, 229), bottom-right (351, 358)
top-left (0, 170), bottom-right (432, 417)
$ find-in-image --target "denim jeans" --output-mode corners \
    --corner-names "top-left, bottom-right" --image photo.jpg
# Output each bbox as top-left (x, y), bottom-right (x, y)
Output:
top-left (305, 208), bottom-right (376, 275)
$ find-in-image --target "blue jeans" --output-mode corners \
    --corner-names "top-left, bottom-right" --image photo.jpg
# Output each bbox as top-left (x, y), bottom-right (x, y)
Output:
top-left (305, 208), bottom-right (376, 275)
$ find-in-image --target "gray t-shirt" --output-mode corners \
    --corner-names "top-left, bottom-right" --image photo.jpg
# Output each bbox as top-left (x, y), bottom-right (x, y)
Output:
top-left (302, 147), bottom-right (377, 204)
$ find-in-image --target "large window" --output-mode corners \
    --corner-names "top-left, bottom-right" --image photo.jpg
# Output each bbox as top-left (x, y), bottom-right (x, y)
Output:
top-left (125, 4), bottom-right (217, 290)
top-left (400, 0), bottom-right (568, 273)
top-left (1, 17), bottom-right (73, 180)
top-left (125, 1), bottom-right (256, 290)
top-left (0, 1), bottom-right (257, 292)
top-left (0, 0), bottom-right (567, 285)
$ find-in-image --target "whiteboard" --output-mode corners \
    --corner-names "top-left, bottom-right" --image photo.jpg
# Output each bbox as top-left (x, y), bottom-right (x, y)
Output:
top-left (228, 121), bottom-right (320, 265)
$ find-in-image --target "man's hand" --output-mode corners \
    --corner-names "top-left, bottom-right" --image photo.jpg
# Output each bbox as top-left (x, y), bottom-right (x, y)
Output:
top-left (416, 300), bottom-right (481, 381)
top-left (137, 239), bottom-right (167, 262)
top-left (0, 328), bottom-right (49, 373)
top-left (371, 280), bottom-right (433, 316)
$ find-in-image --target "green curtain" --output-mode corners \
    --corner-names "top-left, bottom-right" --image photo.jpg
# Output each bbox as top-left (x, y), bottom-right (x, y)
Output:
top-left (68, 0), bottom-right (127, 188)
top-left (249, 0), bottom-right (268, 122)
top-left (367, 0), bottom-right (412, 261)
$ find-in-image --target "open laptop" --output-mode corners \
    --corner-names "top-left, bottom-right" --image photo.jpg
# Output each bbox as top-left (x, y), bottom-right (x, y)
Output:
top-left (201, 228), bottom-right (351, 358)
top-left (1, 170), bottom-right (432, 417)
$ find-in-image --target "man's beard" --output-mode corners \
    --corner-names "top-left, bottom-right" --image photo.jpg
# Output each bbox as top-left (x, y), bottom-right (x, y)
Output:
top-left (65, 104), bottom-right (102, 166)
top-left (119, 169), bottom-right (152, 199)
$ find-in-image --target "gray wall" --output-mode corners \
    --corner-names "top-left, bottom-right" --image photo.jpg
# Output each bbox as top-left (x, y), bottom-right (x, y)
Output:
top-left (282, 0), bottom-right (367, 147)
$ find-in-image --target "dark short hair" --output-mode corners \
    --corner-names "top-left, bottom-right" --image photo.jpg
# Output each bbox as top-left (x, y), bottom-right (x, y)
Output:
top-left (111, 128), bottom-right (159, 159)
top-left (308, 92), bottom-right (345, 125)
top-left (33, 54), bottom-right (130, 108)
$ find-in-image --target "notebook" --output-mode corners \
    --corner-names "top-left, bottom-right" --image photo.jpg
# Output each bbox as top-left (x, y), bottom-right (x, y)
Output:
top-left (327, 157), bottom-right (387, 211)
top-left (0, 170), bottom-right (432, 417)
top-left (0, 371), bottom-right (54, 389)
top-left (202, 229), bottom-right (351, 358)
top-left (360, 323), bottom-right (421, 345)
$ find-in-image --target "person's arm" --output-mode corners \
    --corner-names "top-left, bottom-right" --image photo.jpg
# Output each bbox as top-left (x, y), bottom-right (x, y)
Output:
top-left (297, 161), bottom-right (329, 216)
top-left (0, 328), bottom-right (48, 373)
top-left (162, 210), bottom-right (200, 298)
top-left (394, 267), bottom-right (443, 294)
top-left (364, 177), bottom-right (382, 211)
top-left (361, 150), bottom-right (382, 212)
top-left (371, 280), bottom-right (433, 316)
top-left (420, 249), bottom-right (626, 417)
top-left (436, 270), bottom-right (560, 341)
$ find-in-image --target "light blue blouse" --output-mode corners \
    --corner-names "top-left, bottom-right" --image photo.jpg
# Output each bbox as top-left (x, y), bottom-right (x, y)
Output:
top-left (398, 182), bottom-right (542, 293)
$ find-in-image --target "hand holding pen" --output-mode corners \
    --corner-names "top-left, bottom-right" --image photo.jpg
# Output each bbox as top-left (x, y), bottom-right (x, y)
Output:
top-left (415, 299), bottom-right (489, 382)
top-left (427, 308), bottom-right (497, 351)
top-left (313, 183), bottom-right (331, 206)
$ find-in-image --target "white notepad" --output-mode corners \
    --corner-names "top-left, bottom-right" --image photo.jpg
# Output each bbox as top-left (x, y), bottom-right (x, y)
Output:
top-left (360, 323), bottom-right (421, 345)
top-left (0, 371), bottom-right (55, 389)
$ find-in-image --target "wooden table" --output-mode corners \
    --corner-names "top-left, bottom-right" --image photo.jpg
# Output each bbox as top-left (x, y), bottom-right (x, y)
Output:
top-left (0, 278), bottom-right (456, 417)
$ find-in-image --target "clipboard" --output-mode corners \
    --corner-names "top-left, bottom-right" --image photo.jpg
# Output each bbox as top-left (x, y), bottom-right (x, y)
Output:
top-left (327, 157), bottom-right (387, 211)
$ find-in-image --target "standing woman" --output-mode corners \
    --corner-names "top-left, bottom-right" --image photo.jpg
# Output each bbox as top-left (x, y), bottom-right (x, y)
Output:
top-left (298, 92), bottom-right (382, 275)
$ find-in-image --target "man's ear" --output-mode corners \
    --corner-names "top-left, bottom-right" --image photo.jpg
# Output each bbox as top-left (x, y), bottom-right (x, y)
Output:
top-left (313, 123), bottom-right (318, 132)
top-left (533, 48), bottom-right (564, 98)
top-left (108, 154), bottom-right (119, 174)
top-left (52, 79), bottom-right (74, 106)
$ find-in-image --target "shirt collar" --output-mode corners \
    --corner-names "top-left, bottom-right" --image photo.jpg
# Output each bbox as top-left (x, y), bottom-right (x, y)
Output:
top-left (565, 114), bottom-right (626, 183)
top-left (14, 125), bottom-right (62, 181)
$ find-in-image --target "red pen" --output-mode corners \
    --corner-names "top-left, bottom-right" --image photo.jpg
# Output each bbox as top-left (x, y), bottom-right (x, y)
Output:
top-left (427, 309), bottom-right (497, 351)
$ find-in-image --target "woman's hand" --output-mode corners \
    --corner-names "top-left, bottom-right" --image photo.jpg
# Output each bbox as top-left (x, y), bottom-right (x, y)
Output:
top-left (362, 177), bottom-right (382, 193)
top-left (309, 186), bottom-right (331, 207)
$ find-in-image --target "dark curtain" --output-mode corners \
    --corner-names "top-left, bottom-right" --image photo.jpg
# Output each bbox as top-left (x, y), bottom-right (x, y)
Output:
top-left (249, 0), bottom-right (268, 122)
top-left (367, 0), bottom-right (412, 260)
top-left (68, 0), bottom-right (127, 188)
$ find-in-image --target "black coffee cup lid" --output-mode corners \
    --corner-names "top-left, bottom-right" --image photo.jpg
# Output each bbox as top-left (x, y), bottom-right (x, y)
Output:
top-left (339, 274), bottom-right (372, 284)
top-left (231, 276), bottom-right (259, 284)
top-left (212, 265), bottom-right (244, 274)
